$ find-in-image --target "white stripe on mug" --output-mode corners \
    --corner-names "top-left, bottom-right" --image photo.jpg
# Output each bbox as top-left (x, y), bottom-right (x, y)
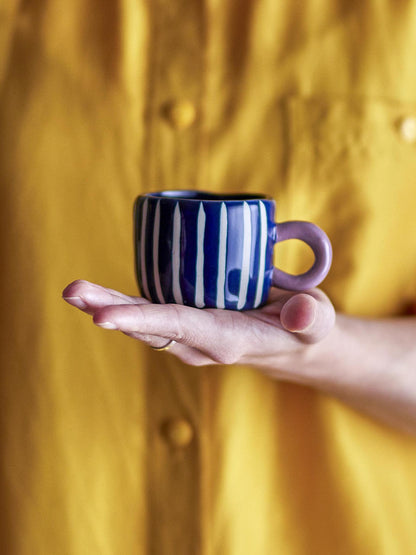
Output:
top-left (153, 200), bottom-right (165, 304)
top-left (237, 202), bottom-right (252, 310)
top-left (172, 203), bottom-right (184, 304)
top-left (216, 202), bottom-right (227, 309)
top-left (195, 202), bottom-right (206, 308)
top-left (254, 201), bottom-right (267, 308)
top-left (140, 198), bottom-right (151, 301)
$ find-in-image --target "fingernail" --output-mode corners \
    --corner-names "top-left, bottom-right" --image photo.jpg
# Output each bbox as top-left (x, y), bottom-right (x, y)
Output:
top-left (63, 296), bottom-right (87, 310)
top-left (95, 321), bottom-right (118, 330)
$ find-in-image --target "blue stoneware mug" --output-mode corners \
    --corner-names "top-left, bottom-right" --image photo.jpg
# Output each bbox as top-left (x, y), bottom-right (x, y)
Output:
top-left (134, 190), bottom-right (332, 310)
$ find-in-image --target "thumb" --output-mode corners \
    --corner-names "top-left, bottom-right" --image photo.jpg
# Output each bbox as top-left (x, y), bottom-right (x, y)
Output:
top-left (280, 292), bottom-right (335, 343)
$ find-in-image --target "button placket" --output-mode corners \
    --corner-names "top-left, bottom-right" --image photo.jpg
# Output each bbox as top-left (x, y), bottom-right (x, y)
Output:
top-left (144, 0), bottom-right (206, 192)
top-left (143, 2), bottom-right (207, 552)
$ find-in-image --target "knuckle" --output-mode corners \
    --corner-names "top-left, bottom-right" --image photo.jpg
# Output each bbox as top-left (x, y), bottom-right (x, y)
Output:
top-left (165, 304), bottom-right (187, 342)
top-left (162, 304), bottom-right (197, 344)
top-left (213, 347), bottom-right (240, 365)
top-left (93, 306), bottom-right (114, 324)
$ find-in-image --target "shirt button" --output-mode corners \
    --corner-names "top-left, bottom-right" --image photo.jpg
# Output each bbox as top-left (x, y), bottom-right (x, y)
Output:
top-left (162, 418), bottom-right (194, 447)
top-left (398, 116), bottom-right (416, 143)
top-left (163, 100), bottom-right (197, 130)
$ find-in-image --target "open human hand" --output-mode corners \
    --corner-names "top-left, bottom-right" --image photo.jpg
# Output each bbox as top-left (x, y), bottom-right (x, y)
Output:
top-left (63, 281), bottom-right (416, 435)
top-left (62, 280), bottom-right (335, 376)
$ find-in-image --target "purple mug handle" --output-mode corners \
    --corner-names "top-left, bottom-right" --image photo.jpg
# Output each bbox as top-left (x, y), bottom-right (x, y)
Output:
top-left (272, 221), bottom-right (332, 291)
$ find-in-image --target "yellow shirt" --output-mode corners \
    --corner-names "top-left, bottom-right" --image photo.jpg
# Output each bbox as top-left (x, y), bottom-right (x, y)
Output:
top-left (1, 1), bottom-right (416, 553)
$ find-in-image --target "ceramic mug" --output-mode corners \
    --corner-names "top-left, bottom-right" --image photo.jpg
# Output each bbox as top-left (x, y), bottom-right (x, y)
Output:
top-left (134, 190), bottom-right (332, 310)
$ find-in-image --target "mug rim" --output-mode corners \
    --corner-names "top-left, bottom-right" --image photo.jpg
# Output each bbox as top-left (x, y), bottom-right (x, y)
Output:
top-left (138, 190), bottom-right (273, 202)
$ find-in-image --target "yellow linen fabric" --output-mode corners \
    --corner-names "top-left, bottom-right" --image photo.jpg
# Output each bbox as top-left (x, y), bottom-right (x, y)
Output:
top-left (1, 1), bottom-right (416, 554)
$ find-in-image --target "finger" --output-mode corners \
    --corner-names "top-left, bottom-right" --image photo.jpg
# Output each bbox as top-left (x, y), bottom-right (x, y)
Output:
top-left (92, 303), bottom-right (244, 365)
top-left (122, 330), bottom-right (177, 350)
top-left (63, 283), bottom-right (235, 365)
top-left (123, 330), bottom-right (216, 366)
top-left (62, 280), bottom-right (148, 314)
top-left (280, 290), bottom-right (335, 343)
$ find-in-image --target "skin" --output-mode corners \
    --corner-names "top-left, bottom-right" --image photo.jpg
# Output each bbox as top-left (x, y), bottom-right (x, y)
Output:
top-left (62, 280), bottom-right (416, 436)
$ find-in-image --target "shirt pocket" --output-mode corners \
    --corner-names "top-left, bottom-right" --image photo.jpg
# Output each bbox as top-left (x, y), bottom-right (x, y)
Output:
top-left (282, 95), bottom-right (416, 315)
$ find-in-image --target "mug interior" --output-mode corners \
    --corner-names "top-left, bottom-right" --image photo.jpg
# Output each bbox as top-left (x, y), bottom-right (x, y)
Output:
top-left (146, 190), bottom-right (271, 201)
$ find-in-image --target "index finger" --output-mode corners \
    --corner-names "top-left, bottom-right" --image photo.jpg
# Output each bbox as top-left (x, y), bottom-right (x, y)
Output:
top-left (62, 280), bottom-right (148, 312)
